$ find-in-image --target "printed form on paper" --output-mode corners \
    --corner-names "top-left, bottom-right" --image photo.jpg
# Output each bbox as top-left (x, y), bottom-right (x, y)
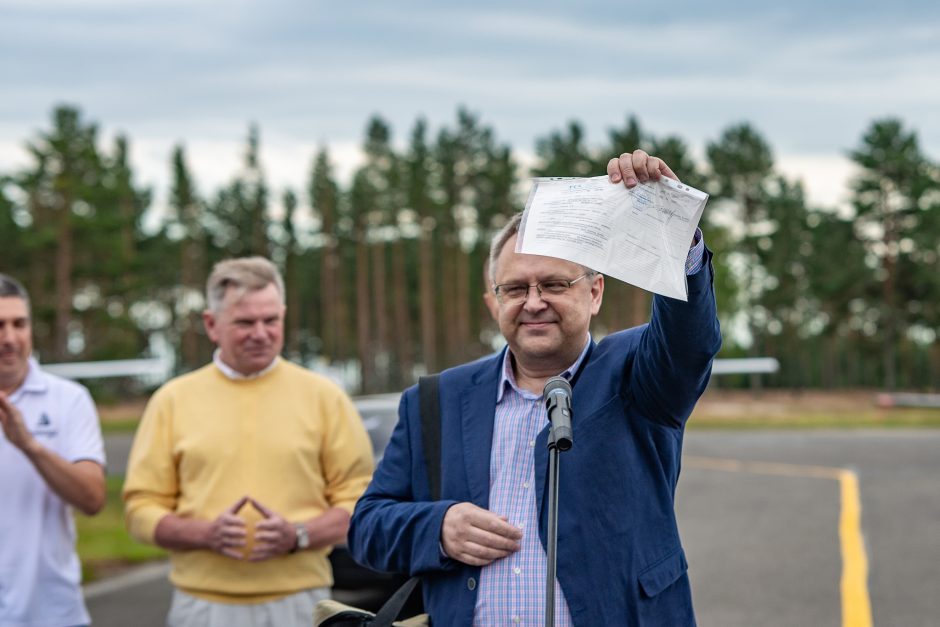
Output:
top-left (517, 175), bottom-right (709, 301)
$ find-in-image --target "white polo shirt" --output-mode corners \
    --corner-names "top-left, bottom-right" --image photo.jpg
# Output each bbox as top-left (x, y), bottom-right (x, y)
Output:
top-left (0, 358), bottom-right (105, 627)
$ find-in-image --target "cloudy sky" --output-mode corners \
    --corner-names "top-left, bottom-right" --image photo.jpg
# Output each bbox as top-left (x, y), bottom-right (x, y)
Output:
top-left (2, 0), bottom-right (938, 217)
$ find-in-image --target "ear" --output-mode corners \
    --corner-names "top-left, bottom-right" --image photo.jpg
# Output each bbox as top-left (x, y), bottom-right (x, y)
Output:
top-left (203, 310), bottom-right (219, 343)
top-left (483, 291), bottom-right (499, 321)
top-left (590, 274), bottom-right (604, 316)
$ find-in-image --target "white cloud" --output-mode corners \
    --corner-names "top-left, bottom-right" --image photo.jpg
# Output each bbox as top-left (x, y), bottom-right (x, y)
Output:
top-left (2, 0), bottom-right (938, 229)
top-left (776, 154), bottom-right (860, 211)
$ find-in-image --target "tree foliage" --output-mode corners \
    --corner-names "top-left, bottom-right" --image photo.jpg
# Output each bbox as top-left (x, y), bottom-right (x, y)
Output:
top-left (3, 105), bottom-right (939, 391)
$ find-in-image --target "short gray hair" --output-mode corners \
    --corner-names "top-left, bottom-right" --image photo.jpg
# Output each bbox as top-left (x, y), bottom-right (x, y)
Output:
top-left (206, 257), bottom-right (285, 313)
top-left (488, 212), bottom-right (525, 284)
top-left (0, 273), bottom-right (30, 314)
top-left (487, 212), bottom-right (595, 284)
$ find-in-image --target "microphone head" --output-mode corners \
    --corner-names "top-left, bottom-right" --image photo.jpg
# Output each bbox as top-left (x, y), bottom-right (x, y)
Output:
top-left (543, 376), bottom-right (572, 399)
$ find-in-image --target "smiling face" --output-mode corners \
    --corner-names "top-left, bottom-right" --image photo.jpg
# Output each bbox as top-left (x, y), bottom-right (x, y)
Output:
top-left (492, 234), bottom-right (603, 373)
top-left (0, 297), bottom-right (32, 393)
top-left (202, 283), bottom-right (285, 376)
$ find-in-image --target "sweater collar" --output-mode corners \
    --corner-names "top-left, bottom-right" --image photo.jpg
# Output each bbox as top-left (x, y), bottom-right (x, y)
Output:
top-left (212, 349), bottom-right (280, 381)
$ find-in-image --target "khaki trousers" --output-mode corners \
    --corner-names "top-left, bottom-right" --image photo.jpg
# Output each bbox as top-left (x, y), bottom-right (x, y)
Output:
top-left (166, 587), bottom-right (330, 627)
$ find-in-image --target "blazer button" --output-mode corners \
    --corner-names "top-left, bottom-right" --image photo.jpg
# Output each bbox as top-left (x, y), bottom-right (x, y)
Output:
top-left (467, 577), bottom-right (476, 591)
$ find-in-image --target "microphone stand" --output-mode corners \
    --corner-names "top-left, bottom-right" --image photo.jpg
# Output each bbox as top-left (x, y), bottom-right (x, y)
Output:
top-left (544, 383), bottom-right (572, 627)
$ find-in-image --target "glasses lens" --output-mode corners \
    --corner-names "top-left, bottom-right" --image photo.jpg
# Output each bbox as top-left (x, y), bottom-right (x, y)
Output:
top-left (499, 285), bottom-right (528, 303)
top-left (539, 280), bottom-right (571, 296)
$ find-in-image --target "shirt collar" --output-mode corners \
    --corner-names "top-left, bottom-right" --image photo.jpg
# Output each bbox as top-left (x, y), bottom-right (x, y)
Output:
top-left (8, 357), bottom-right (48, 400)
top-left (212, 349), bottom-right (280, 381)
top-left (496, 334), bottom-right (592, 403)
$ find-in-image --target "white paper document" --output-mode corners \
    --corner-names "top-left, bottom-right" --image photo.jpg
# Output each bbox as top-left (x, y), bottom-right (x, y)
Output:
top-left (517, 175), bottom-right (709, 301)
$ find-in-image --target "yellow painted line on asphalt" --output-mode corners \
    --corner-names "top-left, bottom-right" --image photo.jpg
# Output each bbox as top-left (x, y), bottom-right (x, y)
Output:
top-left (838, 470), bottom-right (873, 627)
top-left (684, 456), bottom-right (873, 627)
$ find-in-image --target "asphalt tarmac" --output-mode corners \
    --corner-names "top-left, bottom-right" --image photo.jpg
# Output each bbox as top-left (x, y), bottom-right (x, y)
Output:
top-left (88, 429), bottom-right (940, 627)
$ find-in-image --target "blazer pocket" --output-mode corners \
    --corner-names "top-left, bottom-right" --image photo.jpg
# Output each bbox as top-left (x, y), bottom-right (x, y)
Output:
top-left (638, 547), bottom-right (688, 598)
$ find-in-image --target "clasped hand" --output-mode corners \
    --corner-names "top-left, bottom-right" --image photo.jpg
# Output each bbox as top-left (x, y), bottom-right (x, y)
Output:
top-left (206, 496), bottom-right (297, 561)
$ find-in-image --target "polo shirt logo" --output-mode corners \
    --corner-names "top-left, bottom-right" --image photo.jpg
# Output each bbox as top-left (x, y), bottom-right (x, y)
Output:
top-left (33, 412), bottom-right (58, 437)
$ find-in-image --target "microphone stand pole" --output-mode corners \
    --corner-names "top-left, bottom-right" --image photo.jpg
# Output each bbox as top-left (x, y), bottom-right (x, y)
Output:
top-left (545, 417), bottom-right (569, 626)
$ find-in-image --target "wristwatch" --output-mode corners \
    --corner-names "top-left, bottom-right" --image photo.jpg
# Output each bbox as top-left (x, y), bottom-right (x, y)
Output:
top-left (292, 523), bottom-right (310, 552)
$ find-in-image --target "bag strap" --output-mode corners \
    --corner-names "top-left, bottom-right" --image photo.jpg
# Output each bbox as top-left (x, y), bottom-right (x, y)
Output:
top-left (372, 575), bottom-right (421, 626)
top-left (371, 375), bottom-right (441, 627)
top-left (418, 374), bottom-right (442, 501)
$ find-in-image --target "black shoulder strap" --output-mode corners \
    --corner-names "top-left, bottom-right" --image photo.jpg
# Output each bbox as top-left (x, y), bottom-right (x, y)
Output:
top-left (372, 575), bottom-right (421, 626)
top-left (418, 374), bottom-right (442, 501)
top-left (364, 376), bottom-right (441, 627)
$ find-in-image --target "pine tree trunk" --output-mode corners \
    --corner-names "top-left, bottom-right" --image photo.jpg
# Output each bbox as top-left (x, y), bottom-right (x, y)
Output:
top-left (321, 242), bottom-right (339, 360)
top-left (418, 223), bottom-right (437, 373)
top-left (930, 344), bottom-right (940, 390)
top-left (441, 240), bottom-right (459, 367)
top-left (179, 236), bottom-right (204, 371)
top-left (356, 239), bottom-right (375, 393)
top-left (27, 193), bottom-right (49, 351)
top-left (371, 240), bottom-right (389, 390)
top-left (455, 247), bottom-right (471, 362)
top-left (881, 215), bottom-right (898, 390)
top-left (285, 246), bottom-right (301, 358)
top-left (54, 195), bottom-right (73, 360)
top-left (391, 238), bottom-right (413, 386)
top-left (119, 195), bottom-right (135, 264)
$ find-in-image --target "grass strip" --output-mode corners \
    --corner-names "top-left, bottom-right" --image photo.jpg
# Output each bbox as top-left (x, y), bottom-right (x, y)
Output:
top-left (690, 409), bottom-right (940, 429)
top-left (75, 475), bottom-right (165, 582)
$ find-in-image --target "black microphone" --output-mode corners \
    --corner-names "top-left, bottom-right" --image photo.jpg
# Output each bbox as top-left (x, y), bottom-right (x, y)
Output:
top-left (543, 376), bottom-right (573, 451)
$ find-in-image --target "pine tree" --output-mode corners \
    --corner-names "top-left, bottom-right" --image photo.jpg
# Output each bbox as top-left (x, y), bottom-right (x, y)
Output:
top-left (208, 124), bottom-right (271, 258)
top-left (165, 145), bottom-right (209, 371)
top-left (849, 118), bottom-right (937, 388)
top-left (706, 123), bottom-right (775, 389)
top-left (348, 168), bottom-right (377, 393)
top-left (433, 107), bottom-right (504, 366)
top-left (405, 119), bottom-right (439, 373)
top-left (78, 134), bottom-right (151, 361)
top-left (19, 106), bottom-right (104, 359)
top-left (281, 189), bottom-right (303, 359)
top-left (309, 147), bottom-right (345, 362)
top-left (532, 121), bottom-right (595, 177)
top-left (0, 179), bottom-right (25, 281)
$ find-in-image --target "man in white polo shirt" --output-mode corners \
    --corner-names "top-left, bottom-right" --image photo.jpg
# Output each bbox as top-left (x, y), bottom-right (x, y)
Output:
top-left (0, 273), bottom-right (106, 627)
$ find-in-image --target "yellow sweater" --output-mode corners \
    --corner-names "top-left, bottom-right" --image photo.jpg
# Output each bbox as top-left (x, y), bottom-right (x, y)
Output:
top-left (123, 360), bottom-right (374, 602)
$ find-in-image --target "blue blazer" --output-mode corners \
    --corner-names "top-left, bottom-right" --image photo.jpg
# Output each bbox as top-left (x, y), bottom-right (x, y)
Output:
top-left (349, 252), bottom-right (721, 626)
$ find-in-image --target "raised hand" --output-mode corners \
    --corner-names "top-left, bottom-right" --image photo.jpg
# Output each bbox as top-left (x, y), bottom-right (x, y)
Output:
top-left (607, 150), bottom-right (677, 188)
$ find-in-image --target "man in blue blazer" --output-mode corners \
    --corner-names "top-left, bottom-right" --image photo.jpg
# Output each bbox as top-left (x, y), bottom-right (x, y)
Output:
top-left (349, 151), bottom-right (722, 626)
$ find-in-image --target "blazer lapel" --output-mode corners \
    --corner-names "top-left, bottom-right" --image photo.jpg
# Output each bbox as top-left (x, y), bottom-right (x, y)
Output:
top-left (459, 349), bottom-right (503, 508)
top-left (535, 337), bottom-right (596, 543)
top-left (534, 422), bottom-right (550, 545)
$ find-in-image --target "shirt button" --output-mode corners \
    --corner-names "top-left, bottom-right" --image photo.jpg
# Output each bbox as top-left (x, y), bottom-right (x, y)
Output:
top-left (523, 482), bottom-right (529, 489)
top-left (513, 617), bottom-right (521, 624)
top-left (529, 440), bottom-right (535, 448)
top-left (513, 567), bottom-right (521, 575)
top-left (467, 577), bottom-right (476, 590)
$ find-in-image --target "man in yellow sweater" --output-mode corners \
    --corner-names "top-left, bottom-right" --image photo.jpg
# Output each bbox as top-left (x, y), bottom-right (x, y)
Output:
top-left (123, 257), bottom-right (374, 627)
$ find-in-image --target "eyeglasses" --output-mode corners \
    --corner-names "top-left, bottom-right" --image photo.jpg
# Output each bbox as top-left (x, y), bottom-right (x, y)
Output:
top-left (492, 272), bottom-right (595, 305)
